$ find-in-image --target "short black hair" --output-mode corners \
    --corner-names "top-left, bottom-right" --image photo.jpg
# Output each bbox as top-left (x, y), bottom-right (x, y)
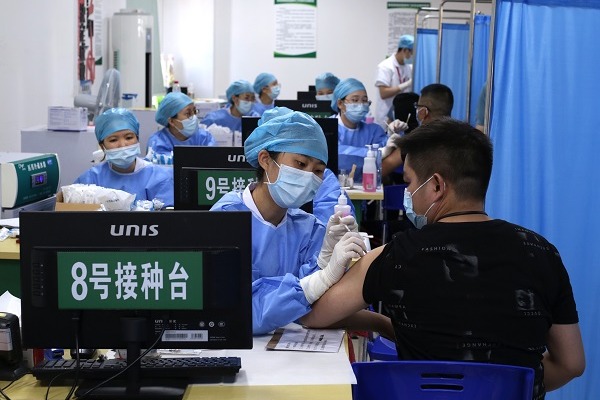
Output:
top-left (398, 118), bottom-right (493, 201)
top-left (420, 84), bottom-right (454, 117)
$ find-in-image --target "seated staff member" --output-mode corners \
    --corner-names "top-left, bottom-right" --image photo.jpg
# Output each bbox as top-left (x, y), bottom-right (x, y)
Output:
top-left (315, 72), bottom-right (340, 101)
top-left (252, 72), bottom-right (280, 116)
top-left (200, 79), bottom-right (259, 142)
top-left (301, 118), bottom-right (585, 400)
top-left (146, 92), bottom-right (216, 165)
top-left (332, 78), bottom-right (388, 182)
top-left (211, 109), bottom-right (382, 335)
top-left (75, 108), bottom-right (174, 206)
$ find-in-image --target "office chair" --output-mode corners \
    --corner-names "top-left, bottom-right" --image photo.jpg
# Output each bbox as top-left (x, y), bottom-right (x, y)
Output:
top-left (351, 360), bottom-right (535, 400)
top-left (366, 335), bottom-right (398, 361)
top-left (381, 184), bottom-right (407, 244)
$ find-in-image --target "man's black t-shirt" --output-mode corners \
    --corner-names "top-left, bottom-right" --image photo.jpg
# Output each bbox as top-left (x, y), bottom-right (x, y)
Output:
top-left (363, 219), bottom-right (578, 399)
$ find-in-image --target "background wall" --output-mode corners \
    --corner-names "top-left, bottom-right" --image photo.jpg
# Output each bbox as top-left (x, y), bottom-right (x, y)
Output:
top-left (1, 0), bottom-right (490, 152)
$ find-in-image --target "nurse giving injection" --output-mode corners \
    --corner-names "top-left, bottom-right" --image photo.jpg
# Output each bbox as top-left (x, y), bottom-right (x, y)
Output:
top-left (211, 107), bottom-right (372, 335)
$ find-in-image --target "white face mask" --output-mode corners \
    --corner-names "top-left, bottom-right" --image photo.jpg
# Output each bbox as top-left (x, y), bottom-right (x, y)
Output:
top-left (173, 115), bottom-right (198, 138)
top-left (104, 143), bottom-right (140, 169)
top-left (268, 85), bottom-right (281, 100)
top-left (266, 160), bottom-right (323, 209)
top-left (403, 175), bottom-right (436, 229)
top-left (236, 100), bottom-right (253, 116)
top-left (316, 94), bottom-right (333, 101)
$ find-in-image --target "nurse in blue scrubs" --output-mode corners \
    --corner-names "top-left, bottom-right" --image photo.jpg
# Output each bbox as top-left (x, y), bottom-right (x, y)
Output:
top-left (145, 92), bottom-right (215, 165)
top-left (332, 78), bottom-right (388, 182)
top-left (211, 108), bottom-right (366, 335)
top-left (75, 108), bottom-right (174, 206)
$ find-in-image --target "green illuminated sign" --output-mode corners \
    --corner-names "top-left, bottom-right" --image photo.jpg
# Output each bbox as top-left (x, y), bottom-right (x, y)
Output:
top-left (57, 252), bottom-right (203, 310)
top-left (196, 170), bottom-right (256, 206)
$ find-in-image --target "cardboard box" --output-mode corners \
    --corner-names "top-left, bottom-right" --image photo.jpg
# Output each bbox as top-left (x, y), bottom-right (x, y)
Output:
top-left (48, 107), bottom-right (88, 131)
top-left (54, 191), bottom-right (101, 211)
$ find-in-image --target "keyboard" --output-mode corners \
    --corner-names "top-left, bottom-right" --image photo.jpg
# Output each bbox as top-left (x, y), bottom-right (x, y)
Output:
top-left (32, 356), bottom-right (242, 382)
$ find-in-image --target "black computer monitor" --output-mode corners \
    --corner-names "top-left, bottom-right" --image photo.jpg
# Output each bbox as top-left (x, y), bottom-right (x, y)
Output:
top-left (173, 146), bottom-right (255, 210)
top-left (297, 91), bottom-right (316, 101)
top-left (19, 210), bottom-right (252, 396)
top-left (174, 145), bottom-right (314, 214)
top-left (273, 99), bottom-right (335, 118)
top-left (241, 117), bottom-right (338, 175)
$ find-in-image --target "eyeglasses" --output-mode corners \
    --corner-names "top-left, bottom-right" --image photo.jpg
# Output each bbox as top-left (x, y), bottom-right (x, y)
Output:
top-left (345, 97), bottom-right (372, 106)
top-left (181, 108), bottom-right (198, 119)
top-left (414, 102), bottom-right (429, 112)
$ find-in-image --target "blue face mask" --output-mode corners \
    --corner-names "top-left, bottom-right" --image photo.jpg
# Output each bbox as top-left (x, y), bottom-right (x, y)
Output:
top-left (316, 94), bottom-right (333, 101)
top-left (236, 100), bottom-right (253, 116)
top-left (173, 115), bottom-right (198, 138)
top-left (266, 160), bottom-right (323, 209)
top-left (268, 85), bottom-right (281, 100)
top-left (403, 175), bottom-right (436, 229)
top-left (104, 143), bottom-right (140, 169)
top-left (344, 103), bottom-right (369, 124)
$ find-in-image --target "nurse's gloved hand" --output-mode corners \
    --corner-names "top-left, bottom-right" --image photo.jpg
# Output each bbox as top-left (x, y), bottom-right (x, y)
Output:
top-left (301, 232), bottom-right (367, 304)
top-left (317, 212), bottom-right (359, 269)
top-left (388, 120), bottom-right (409, 134)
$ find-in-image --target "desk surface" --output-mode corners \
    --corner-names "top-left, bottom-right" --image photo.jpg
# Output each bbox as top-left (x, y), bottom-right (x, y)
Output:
top-left (345, 187), bottom-right (383, 201)
top-left (1, 328), bottom-right (354, 400)
top-left (0, 238), bottom-right (19, 260)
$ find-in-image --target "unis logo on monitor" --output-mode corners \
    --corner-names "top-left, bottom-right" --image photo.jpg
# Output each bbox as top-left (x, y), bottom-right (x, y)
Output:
top-left (110, 225), bottom-right (159, 237)
top-left (227, 154), bottom-right (246, 163)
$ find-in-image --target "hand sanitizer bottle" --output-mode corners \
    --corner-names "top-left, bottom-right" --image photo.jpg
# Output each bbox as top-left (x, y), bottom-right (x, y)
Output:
top-left (362, 145), bottom-right (377, 192)
top-left (334, 189), bottom-right (351, 217)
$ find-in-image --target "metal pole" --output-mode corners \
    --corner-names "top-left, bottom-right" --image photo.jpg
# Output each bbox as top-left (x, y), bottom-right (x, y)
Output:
top-left (484, 0), bottom-right (497, 136)
top-left (466, 0), bottom-right (477, 122)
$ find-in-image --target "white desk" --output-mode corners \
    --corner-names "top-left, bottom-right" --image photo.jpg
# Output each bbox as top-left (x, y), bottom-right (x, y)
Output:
top-left (345, 187), bottom-right (383, 201)
top-left (1, 326), bottom-right (355, 400)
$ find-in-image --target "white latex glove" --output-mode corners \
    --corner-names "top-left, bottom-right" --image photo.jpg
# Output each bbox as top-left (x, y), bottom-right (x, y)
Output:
top-left (301, 232), bottom-right (367, 304)
top-left (381, 133), bottom-right (403, 159)
top-left (387, 119), bottom-right (409, 134)
top-left (317, 212), bottom-right (359, 269)
top-left (398, 78), bottom-right (413, 92)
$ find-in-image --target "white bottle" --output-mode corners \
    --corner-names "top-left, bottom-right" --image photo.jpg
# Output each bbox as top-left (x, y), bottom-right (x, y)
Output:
top-left (362, 145), bottom-right (377, 192)
top-left (187, 83), bottom-right (195, 99)
top-left (172, 80), bottom-right (181, 93)
top-left (372, 143), bottom-right (382, 189)
top-left (334, 189), bottom-right (351, 217)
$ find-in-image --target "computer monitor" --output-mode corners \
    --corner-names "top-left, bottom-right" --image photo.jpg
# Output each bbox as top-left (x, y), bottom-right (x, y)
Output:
top-left (273, 99), bottom-right (335, 118)
top-left (19, 210), bottom-right (252, 396)
top-left (173, 146), bottom-right (256, 210)
top-left (297, 91), bottom-right (316, 101)
top-left (174, 145), bottom-right (314, 214)
top-left (241, 116), bottom-right (338, 174)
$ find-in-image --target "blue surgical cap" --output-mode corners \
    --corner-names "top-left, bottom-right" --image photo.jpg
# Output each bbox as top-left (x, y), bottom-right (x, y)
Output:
top-left (398, 34), bottom-right (414, 49)
top-left (95, 108), bottom-right (139, 142)
top-left (331, 78), bottom-right (366, 112)
top-left (155, 92), bottom-right (193, 126)
top-left (244, 107), bottom-right (328, 168)
top-left (225, 80), bottom-right (254, 103)
top-left (253, 73), bottom-right (277, 94)
top-left (315, 72), bottom-right (340, 91)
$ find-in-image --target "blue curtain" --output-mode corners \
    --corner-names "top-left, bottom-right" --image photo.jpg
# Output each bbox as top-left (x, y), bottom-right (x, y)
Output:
top-left (469, 15), bottom-right (491, 126)
top-left (486, 1), bottom-right (600, 399)
top-left (414, 28), bottom-right (438, 94)
top-left (439, 23), bottom-right (469, 121)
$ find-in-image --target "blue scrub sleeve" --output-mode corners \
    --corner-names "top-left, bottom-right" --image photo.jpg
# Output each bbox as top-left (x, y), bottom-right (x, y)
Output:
top-left (251, 274), bottom-right (312, 335)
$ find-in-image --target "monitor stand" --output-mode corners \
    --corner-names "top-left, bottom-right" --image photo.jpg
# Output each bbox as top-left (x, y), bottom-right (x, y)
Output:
top-left (75, 317), bottom-right (187, 400)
